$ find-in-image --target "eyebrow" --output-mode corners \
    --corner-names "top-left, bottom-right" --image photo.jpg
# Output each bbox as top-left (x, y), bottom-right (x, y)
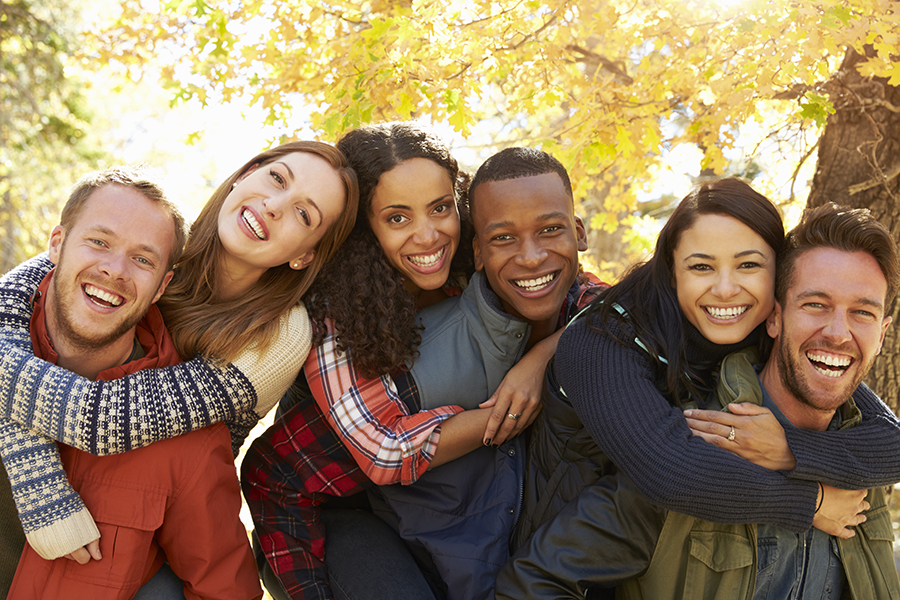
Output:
top-left (377, 194), bottom-right (454, 213)
top-left (795, 290), bottom-right (884, 310)
top-left (85, 226), bottom-right (164, 263)
top-left (683, 249), bottom-right (768, 261)
top-left (275, 161), bottom-right (295, 180)
top-left (482, 211), bottom-right (568, 235)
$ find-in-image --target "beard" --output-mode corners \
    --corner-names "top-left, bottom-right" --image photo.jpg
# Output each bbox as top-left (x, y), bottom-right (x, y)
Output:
top-left (774, 333), bottom-right (871, 414)
top-left (50, 258), bottom-right (148, 351)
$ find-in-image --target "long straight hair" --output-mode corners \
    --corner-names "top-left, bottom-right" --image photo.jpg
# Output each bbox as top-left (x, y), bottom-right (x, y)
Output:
top-left (586, 177), bottom-right (784, 404)
top-left (158, 141), bottom-right (359, 362)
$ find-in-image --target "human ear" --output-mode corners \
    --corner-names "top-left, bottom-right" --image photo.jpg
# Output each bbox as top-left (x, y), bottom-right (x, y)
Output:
top-left (290, 251), bottom-right (315, 270)
top-left (877, 316), bottom-right (892, 354)
top-left (765, 302), bottom-right (783, 339)
top-left (48, 226), bottom-right (66, 265)
top-left (574, 216), bottom-right (588, 252)
top-left (152, 271), bottom-right (175, 304)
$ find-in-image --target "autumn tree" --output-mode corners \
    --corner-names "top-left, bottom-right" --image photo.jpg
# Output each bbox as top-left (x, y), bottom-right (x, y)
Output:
top-left (92, 0), bottom-right (900, 404)
top-left (0, 0), bottom-right (103, 273)
top-left (803, 45), bottom-right (900, 412)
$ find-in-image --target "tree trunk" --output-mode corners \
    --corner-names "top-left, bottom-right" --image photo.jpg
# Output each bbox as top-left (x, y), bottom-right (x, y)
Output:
top-left (807, 46), bottom-right (900, 414)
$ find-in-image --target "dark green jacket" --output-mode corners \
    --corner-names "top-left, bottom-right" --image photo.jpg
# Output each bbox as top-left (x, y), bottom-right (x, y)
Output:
top-left (617, 348), bottom-right (900, 600)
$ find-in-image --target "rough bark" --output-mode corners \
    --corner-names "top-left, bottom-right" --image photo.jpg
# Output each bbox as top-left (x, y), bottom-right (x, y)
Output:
top-left (807, 46), bottom-right (900, 414)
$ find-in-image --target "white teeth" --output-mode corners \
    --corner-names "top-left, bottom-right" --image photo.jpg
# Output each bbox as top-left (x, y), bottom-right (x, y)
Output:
top-left (85, 284), bottom-right (123, 306)
top-left (515, 273), bottom-right (556, 291)
top-left (408, 248), bottom-right (444, 268)
top-left (807, 351), bottom-right (851, 378)
top-left (806, 352), bottom-right (851, 367)
top-left (705, 306), bottom-right (748, 319)
top-left (242, 209), bottom-right (266, 240)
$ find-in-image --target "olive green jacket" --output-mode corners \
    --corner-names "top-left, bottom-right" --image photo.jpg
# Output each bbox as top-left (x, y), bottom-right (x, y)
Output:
top-left (617, 348), bottom-right (900, 600)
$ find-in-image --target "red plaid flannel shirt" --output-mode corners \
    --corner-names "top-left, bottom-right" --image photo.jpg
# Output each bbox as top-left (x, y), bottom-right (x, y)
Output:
top-left (241, 275), bottom-right (605, 600)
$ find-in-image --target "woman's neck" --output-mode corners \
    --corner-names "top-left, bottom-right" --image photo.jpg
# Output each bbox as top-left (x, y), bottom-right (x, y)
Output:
top-left (403, 278), bottom-right (448, 310)
top-left (218, 256), bottom-right (264, 301)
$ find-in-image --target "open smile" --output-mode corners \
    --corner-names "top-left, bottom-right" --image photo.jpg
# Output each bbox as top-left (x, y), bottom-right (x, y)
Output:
top-left (405, 246), bottom-right (447, 274)
top-left (806, 350), bottom-right (853, 379)
top-left (703, 305), bottom-right (749, 321)
top-left (512, 271), bottom-right (558, 294)
top-left (241, 208), bottom-right (268, 241)
top-left (83, 283), bottom-right (124, 308)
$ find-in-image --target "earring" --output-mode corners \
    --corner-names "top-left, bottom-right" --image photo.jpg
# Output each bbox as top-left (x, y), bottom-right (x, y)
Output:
top-left (232, 182), bottom-right (238, 188)
top-left (292, 261), bottom-right (300, 269)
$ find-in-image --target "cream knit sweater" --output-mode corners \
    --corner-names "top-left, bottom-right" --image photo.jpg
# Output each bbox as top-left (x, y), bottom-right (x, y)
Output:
top-left (0, 254), bottom-right (311, 559)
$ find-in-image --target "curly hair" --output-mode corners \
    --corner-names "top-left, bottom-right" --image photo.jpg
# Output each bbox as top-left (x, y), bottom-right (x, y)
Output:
top-left (306, 122), bottom-right (473, 378)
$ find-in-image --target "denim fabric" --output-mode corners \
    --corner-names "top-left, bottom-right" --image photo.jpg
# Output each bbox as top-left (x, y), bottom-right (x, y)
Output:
top-left (753, 380), bottom-right (845, 600)
top-left (323, 509), bottom-right (439, 600)
top-left (753, 526), bottom-right (844, 600)
top-left (131, 563), bottom-right (186, 600)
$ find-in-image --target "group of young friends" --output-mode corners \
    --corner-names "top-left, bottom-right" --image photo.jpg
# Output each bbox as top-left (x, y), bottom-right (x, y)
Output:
top-left (0, 121), bottom-right (898, 600)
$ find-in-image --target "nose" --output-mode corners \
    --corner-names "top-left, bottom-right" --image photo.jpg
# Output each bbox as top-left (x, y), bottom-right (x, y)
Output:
top-left (98, 252), bottom-right (129, 281)
top-left (516, 236), bottom-right (548, 267)
top-left (263, 195), bottom-right (284, 219)
top-left (412, 219), bottom-right (439, 246)
top-left (822, 309), bottom-right (852, 345)
top-left (711, 270), bottom-right (740, 300)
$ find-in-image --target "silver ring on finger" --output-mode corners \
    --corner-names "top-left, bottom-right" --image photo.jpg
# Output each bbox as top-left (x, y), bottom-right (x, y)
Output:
top-left (727, 425), bottom-right (736, 442)
top-left (507, 413), bottom-right (522, 420)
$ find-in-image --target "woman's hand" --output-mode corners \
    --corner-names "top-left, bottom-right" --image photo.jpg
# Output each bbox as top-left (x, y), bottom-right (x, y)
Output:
top-left (683, 403), bottom-right (796, 471)
top-left (480, 330), bottom-right (564, 446)
top-left (812, 483), bottom-right (869, 538)
top-left (64, 538), bottom-right (102, 564)
top-left (480, 356), bottom-right (543, 446)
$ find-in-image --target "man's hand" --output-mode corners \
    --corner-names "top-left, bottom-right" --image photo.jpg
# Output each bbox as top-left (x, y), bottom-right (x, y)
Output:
top-left (63, 538), bottom-right (101, 564)
top-left (684, 403), bottom-right (796, 471)
top-left (812, 484), bottom-right (868, 539)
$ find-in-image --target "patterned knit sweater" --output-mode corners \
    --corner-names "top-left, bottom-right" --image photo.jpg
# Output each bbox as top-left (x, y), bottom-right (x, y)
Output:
top-left (0, 254), bottom-right (312, 559)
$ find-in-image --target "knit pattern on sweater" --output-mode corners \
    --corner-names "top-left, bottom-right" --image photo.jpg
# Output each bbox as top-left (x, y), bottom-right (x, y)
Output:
top-left (555, 314), bottom-right (900, 532)
top-left (0, 253), bottom-right (311, 556)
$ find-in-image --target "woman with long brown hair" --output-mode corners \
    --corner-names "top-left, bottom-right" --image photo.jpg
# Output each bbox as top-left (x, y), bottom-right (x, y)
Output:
top-left (0, 141), bottom-right (358, 567)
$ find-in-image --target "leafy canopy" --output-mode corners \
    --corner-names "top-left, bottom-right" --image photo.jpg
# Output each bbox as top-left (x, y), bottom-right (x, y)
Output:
top-left (92, 0), bottom-right (900, 227)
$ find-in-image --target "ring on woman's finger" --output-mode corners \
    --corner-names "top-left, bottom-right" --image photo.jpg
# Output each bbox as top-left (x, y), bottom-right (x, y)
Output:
top-left (507, 413), bottom-right (522, 420)
top-left (727, 425), bottom-right (736, 442)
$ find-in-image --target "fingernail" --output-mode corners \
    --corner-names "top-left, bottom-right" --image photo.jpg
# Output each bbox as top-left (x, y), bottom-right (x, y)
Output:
top-left (491, 443), bottom-right (499, 449)
top-left (483, 438), bottom-right (491, 446)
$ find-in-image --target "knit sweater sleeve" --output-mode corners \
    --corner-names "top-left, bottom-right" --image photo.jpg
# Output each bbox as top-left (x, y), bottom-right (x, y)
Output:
top-left (0, 254), bottom-right (311, 456)
top-left (0, 417), bottom-right (101, 559)
top-left (555, 317), bottom-right (818, 532)
top-left (784, 382), bottom-right (900, 488)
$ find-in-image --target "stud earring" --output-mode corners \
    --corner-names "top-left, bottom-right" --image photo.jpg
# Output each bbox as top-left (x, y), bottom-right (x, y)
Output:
top-left (232, 182), bottom-right (238, 188)
top-left (292, 261), bottom-right (300, 269)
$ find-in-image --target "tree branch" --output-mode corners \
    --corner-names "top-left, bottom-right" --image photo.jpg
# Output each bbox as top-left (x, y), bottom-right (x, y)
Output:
top-left (848, 161), bottom-right (900, 195)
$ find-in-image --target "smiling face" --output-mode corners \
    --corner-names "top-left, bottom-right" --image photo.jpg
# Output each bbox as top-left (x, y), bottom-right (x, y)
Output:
top-left (472, 172), bottom-right (587, 333)
top-left (46, 184), bottom-right (176, 350)
top-left (762, 248), bottom-right (891, 426)
top-left (368, 157), bottom-right (460, 294)
top-left (673, 213), bottom-right (776, 345)
top-left (217, 150), bottom-right (347, 283)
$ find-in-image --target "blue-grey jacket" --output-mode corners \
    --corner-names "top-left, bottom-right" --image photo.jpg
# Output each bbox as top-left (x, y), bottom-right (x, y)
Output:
top-left (368, 271), bottom-right (595, 600)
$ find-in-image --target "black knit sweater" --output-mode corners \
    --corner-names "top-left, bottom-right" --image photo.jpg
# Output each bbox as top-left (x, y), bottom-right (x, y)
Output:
top-left (555, 314), bottom-right (900, 532)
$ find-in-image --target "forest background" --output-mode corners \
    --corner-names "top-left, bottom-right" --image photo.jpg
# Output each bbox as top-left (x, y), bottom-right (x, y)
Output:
top-left (4, 0), bottom-right (900, 577)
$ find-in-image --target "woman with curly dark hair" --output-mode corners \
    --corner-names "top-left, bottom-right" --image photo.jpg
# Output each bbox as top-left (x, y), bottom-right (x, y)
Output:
top-left (244, 123), bottom-right (554, 600)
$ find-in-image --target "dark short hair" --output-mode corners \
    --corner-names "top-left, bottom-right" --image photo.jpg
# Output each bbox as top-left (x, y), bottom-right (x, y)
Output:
top-left (468, 147), bottom-right (573, 221)
top-left (777, 202), bottom-right (899, 306)
top-left (62, 166), bottom-right (187, 270)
